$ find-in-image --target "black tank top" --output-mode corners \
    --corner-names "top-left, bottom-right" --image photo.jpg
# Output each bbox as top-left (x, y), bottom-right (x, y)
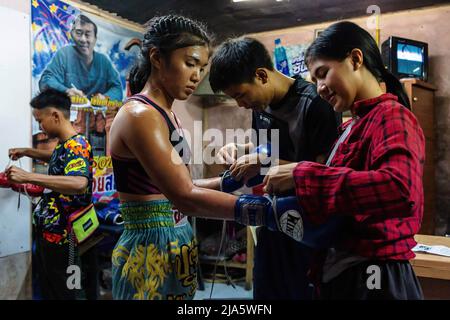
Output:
top-left (111, 94), bottom-right (191, 195)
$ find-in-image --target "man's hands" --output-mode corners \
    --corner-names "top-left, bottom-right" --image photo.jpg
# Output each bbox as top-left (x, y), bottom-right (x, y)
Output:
top-left (66, 87), bottom-right (86, 97)
top-left (8, 148), bottom-right (29, 160)
top-left (5, 166), bottom-right (32, 184)
top-left (230, 153), bottom-right (263, 184)
top-left (218, 143), bottom-right (270, 184)
top-left (4, 167), bottom-right (45, 197)
top-left (92, 93), bottom-right (107, 101)
top-left (217, 143), bottom-right (299, 195)
top-left (216, 142), bottom-right (252, 165)
top-left (8, 147), bottom-right (52, 163)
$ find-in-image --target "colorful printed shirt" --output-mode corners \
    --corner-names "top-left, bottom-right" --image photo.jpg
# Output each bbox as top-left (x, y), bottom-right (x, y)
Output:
top-left (293, 94), bottom-right (425, 260)
top-left (33, 134), bottom-right (93, 245)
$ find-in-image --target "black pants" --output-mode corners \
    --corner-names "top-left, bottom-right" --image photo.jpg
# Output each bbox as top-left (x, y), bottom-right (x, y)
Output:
top-left (34, 232), bottom-right (98, 300)
top-left (253, 228), bottom-right (314, 300)
top-left (319, 260), bottom-right (424, 300)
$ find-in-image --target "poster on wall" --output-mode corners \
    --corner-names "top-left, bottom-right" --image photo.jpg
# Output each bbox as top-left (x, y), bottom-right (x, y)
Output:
top-left (31, 0), bottom-right (141, 150)
top-left (274, 43), bottom-right (310, 79)
top-left (286, 44), bottom-right (310, 79)
top-left (31, 0), bottom-right (141, 219)
top-left (92, 155), bottom-right (122, 225)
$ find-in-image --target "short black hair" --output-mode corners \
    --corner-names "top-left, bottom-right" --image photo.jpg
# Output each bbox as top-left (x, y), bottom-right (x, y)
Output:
top-left (72, 14), bottom-right (97, 38)
top-left (209, 37), bottom-right (274, 92)
top-left (30, 88), bottom-right (71, 119)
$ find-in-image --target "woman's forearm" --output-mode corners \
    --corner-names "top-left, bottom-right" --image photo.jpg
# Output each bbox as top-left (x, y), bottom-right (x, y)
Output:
top-left (192, 177), bottom-right (221, 190)
top-left (169, 185), bottom-right (237, 220)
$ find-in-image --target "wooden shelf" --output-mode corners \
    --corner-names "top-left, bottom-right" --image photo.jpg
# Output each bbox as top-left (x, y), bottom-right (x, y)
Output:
top-left (400, 78), bottom-right (437, 91)
top-left (401, 79), bottom-right (436, 234)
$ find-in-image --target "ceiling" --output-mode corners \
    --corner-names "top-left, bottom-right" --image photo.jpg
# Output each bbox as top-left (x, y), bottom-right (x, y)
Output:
top-left (86, 0), bottom-right (449, 40)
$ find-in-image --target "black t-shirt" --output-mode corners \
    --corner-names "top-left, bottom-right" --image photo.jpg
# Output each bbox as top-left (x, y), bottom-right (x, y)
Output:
top-left (251, 77), bottom-right (340, 299)
top-left (252, 77), bottom-right (340, 162)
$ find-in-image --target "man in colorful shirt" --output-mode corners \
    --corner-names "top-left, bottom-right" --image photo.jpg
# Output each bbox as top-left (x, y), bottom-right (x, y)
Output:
top-left (7, 88), bottom-right (93, 299)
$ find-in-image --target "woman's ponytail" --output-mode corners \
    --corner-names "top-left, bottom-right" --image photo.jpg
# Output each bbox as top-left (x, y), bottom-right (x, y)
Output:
top-left (381, 68), bottom-right (411, 110)
top-left (128, 54), bottom-right (151, 95)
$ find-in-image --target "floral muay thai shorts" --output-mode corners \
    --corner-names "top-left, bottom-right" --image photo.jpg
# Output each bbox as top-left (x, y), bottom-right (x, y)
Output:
top-left (112, 200), bottom-right (198, 300)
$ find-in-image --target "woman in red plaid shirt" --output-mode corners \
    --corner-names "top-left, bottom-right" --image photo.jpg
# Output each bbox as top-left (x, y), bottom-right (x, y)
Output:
top-left (262, 21), bottom-right (425, 299)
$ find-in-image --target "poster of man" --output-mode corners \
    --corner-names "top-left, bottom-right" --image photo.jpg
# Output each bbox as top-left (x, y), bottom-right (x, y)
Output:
top-left (31, 0), bottom-right (141, 157)
top-left (39, 14), bottom-right (123, 103)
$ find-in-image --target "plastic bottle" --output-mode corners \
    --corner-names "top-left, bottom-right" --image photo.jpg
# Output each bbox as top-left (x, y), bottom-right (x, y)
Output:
top-left (274, 38), bottom-right (290, 76)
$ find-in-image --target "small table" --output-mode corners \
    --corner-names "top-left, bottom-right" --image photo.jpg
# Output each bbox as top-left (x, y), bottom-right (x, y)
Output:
top-left (411, 234), bottom-right (450, 299)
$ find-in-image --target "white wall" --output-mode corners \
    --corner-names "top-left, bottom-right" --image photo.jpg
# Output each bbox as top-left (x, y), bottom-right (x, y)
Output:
top-left (0, 2), bottom-right (32, 257)
top-left (0, 0), bottom-right (28, 13)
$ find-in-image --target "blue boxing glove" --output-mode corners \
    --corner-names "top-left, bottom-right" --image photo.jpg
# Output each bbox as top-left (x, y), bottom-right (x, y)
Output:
top-left (234, 194), bottom-right (345, 248)
top-left (220, 170), bottom-right (244, 193)
top-left (234, 195), bottom-right (303, 241)
top-left (220, 144), bottom-right (272, 192)
top-left (245, 173), bottom-right (265, 188)
top-left (220, 171), bottom-right (264, 192)
top-left (220, 169), bottom-right (263, 193)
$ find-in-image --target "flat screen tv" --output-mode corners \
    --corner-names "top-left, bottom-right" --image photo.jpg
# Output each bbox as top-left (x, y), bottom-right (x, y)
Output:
top-left (382, 36), bottom-right (428, 81)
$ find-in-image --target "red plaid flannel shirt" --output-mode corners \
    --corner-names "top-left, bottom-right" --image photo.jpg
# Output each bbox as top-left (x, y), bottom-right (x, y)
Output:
top-left (294, 93), bottom-right (425, 260)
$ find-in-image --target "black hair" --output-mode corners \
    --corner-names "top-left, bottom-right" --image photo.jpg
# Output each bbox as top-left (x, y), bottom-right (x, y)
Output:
top-left (209, 37), bottom-right (274, 93)
top-left (305, 21), bottom-right (411, 109)
top-left (128, 15), bottom-right (212, 95)
top-left (30, 88), bottom-right (71, 119)
top-left (71, 14), bottom-right (98, 38)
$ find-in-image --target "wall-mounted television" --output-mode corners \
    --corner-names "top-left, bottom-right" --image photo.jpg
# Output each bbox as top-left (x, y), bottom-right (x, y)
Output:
top-left (382, 36), bottom-right (428, 81)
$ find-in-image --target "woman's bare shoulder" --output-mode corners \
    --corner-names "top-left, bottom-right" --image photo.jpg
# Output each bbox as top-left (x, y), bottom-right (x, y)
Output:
top-left (120, 100), bottom-right (161, 119)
